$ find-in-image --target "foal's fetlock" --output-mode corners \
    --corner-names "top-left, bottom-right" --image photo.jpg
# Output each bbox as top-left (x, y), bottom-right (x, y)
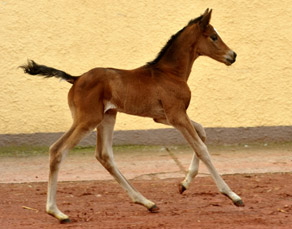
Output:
top-left (221, 192), bottom-right (244, 207)
top-left (230, 194), bottom-right (244, 207)
top-left (133, 199), bottom-right (159, 212)
top-left (46, 206), bottom-right (70, 223)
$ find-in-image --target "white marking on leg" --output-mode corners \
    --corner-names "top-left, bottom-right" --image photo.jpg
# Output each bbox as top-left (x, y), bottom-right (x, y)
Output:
top-left (46, 148), bottom-right (70, 221)
top-left (195, 144), bottom-right (242, 203)
top-left (181, 153), bottom-right (200, 189)
top-left (173, 114), bottom-right (242, 204)
top-left (96, 114), bottom-right (156, 210)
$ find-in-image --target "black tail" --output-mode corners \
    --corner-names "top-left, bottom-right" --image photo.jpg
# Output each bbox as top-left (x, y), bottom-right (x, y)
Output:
top-left (19, 60), bottom-right (77, 84)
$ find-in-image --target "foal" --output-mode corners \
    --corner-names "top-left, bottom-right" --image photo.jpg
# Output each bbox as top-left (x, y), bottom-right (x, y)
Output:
top-left (21, 9), bottom-right (243, 223)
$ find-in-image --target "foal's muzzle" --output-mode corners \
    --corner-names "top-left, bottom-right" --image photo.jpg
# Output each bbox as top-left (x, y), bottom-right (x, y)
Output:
top-left (225, 51), bottom-right (237, 66)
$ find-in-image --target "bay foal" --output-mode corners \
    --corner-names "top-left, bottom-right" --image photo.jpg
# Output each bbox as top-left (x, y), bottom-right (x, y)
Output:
top-left (21, 9), bottom-right (243, 223)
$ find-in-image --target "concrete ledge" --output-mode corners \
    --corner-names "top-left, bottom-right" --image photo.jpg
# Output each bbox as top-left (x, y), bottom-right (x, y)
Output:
top-left (1, 126), bottom-right (292, 147)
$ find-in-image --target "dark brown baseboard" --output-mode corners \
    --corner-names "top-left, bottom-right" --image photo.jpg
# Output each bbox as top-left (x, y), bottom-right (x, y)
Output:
top-left (1, 126), bottom-right (292, 147)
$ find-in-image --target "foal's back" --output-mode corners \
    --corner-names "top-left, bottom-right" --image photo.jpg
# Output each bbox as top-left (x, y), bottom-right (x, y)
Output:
top-left (70, 65), bottom-right (188, 119)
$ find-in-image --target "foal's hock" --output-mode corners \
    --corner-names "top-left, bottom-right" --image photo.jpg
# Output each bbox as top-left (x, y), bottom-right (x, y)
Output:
top-left (21, 9), bottom-right (243, 223)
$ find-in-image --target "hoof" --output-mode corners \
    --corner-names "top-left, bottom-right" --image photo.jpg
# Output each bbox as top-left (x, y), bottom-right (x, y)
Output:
top-left (60, 218), bottom-right (71, 224)
top-left (178, 183), bottom-right (187, 194)
top-left (233, 199), bottom-right (245, 207)
top-left (148, 204), bottom-right (159, 213)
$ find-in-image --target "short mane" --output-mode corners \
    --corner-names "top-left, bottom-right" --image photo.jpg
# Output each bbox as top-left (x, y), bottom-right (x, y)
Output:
top-left (147, 15), bottom-right (203, 66)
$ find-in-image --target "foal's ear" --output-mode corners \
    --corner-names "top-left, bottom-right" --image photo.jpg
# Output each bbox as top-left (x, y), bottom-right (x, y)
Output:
top-left (199, 9), bottom-right (212, 31)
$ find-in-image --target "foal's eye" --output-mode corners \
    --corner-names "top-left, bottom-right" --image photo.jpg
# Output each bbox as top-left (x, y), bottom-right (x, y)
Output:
top-left (210, 34), bottom-right (218, 41)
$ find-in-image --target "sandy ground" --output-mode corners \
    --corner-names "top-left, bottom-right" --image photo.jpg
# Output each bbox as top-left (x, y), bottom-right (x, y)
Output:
top-left (0, 143), bottom-right (292, 228)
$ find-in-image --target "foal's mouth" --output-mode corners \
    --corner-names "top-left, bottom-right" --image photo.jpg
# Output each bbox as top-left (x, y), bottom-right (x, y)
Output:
top-left (225, 58), bottom-right (236, 66)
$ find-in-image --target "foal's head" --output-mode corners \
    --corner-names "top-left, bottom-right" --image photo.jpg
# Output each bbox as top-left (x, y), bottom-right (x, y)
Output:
top-left (193, 9), bottom-right (237, 66)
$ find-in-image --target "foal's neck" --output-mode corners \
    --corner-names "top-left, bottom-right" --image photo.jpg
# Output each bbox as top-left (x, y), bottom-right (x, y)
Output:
top-left (155, 26), bottom-right (201, 82)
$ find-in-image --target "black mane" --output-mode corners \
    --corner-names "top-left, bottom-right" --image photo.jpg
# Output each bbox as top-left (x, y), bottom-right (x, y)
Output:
top-left (147, 15), bottom-right (203, 66)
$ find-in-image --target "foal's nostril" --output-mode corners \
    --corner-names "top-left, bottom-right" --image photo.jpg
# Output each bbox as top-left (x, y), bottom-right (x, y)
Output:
top-left (225, 51), bottom-right (237, 65)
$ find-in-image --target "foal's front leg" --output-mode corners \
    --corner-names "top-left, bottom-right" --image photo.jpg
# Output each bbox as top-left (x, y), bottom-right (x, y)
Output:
top-left (96, 112), bottom-right (158, 212)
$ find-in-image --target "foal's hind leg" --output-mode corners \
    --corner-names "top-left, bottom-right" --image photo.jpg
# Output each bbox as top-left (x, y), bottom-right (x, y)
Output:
top-left (46, 122), bottom-right (98, 223)
top-left (179, 153), bottom-right (200, 193)
top-left (154, 118), bottom-right (205, 193)
top-left (96, 111), bottom-right (158, 212)
top-left (179, 121), bottom-right (205, 193)
top-left (154, 118), bottom-right (206, 142)
top-left (165, 110), bottom-right (243, 206)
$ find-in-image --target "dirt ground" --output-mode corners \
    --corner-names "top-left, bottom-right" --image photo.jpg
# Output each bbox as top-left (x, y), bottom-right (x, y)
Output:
top-left (0, 144), bottom-right (292, 228)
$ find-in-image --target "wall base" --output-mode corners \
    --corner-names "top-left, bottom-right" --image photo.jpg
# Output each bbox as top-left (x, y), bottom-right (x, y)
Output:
top-left (1, 126), bottom-right (292, 147)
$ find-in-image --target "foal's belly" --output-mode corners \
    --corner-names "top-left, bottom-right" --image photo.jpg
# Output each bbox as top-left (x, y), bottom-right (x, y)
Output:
top-left (104, 99), bottom-right (165, 119)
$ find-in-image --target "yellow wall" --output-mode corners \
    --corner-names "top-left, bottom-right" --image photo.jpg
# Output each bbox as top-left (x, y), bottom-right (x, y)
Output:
top-left (1, 0), bottom-right (292, 134)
